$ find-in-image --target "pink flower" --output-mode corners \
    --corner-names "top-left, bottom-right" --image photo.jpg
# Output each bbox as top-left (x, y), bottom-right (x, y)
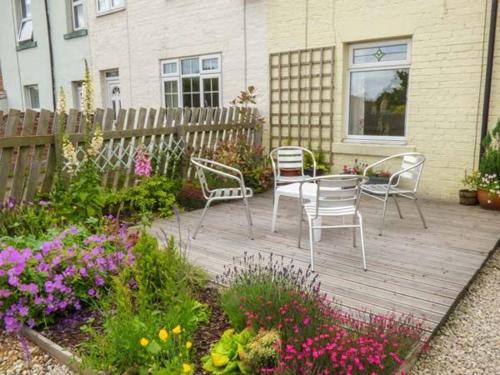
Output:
top-left (134, 147), bottom-right (152, 177)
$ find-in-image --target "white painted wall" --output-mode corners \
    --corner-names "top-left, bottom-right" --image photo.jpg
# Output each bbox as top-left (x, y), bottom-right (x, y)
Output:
top-left (86, 0), bottom-right (267, 115)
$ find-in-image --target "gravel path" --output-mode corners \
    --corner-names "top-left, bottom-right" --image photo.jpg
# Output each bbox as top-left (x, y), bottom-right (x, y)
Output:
top-left (0, 333), bottom-right (73, 375)
top-left (412, 248), bottom-right (500, 374)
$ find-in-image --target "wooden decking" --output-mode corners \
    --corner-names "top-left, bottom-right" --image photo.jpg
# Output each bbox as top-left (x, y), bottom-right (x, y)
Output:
top-left (150, 192), bottom-right (500, 337)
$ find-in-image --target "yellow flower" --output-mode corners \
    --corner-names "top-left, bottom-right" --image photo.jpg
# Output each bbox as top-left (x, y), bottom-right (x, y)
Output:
top-left (211, 353), bottom-right (229, 367)
top-left (182, 363), bottom-right (192, 373)
top-left (139, 337), bottom-right (149, 347)
top-left (185, 341), bottom-right (192, 350)
top-left (158, 329), bottom-right (169, 342)
top-left (172, 325), bottom-right (182, 335)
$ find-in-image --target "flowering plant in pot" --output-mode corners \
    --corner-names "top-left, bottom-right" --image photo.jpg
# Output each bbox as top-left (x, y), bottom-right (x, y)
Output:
top-left (477, 121), bottom-right (500, 210)
top-left (459, 170), bottom-right (480, 205)
top-left (343, 159), bottom-right (392, 184)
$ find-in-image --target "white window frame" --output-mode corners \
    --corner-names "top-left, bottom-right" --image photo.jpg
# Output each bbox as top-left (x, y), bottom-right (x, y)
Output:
top-left (25, 84), bottom-right (40, 110)
top-left (17, 0), bottom-right (33, 43)
top-left (71, 0), bottom-right (85, 31)
top-left (160, 53), bottom-right (222, 108)
top-left (345, 39), bottom-right (411, 143)
top-left (96, 0), bottom-right (125, 15)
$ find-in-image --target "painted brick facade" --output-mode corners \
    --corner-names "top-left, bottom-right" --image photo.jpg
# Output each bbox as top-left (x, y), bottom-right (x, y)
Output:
top-left (266, 0), bottom-right (499, 200)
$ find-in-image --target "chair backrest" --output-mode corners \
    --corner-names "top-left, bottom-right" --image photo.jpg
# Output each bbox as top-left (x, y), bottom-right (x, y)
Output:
top-left (270, 146), bottom-right (314, 177)
top-left (190, 157), bottom-right (212, 199)
top-left (311, 175), bottom-right (367, 217)
top-left (396, 153), bottom-right (425, 192)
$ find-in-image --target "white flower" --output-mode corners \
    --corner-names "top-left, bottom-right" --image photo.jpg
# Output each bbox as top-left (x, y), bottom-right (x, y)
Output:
top-left (62, 137), bottom-right (79, 175)
top-left (87, 127), bottom-right (103, 157)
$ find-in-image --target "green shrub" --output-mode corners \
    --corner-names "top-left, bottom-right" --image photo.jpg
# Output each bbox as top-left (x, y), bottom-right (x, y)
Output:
top-left (80, 233), bottom-right (208, 374)
top-left (0, 200), bottom-right (58, 238)
top-left (243, 329), bottom-right (280, 373)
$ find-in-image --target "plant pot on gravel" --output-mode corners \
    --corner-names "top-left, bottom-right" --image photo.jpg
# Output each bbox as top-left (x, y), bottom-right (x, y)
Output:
top-left (477, 188), bottom-right (500, 210)
top-left (459, 189), bottom-right (478, 206)
top-left (279, 168), bottom-right (301, 177)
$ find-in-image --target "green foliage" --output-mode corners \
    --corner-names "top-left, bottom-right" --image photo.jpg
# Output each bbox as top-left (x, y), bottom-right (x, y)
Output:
top-left (202, 328), bottom-right (255, 374)
top-left (0, 200), bottom-right (58, 238)
top-left (477, 121), bottom-right (500, 195)
top-left (51, 161), bottom-right (104, 227)
top-left (80, 233), bottom-right (208, 374)
top-left (462, 170), bottom-right (480, 190)
top-left (104, 176), bottom-right (181, 222)
top-left (304, 151), bottom-right (331, 175)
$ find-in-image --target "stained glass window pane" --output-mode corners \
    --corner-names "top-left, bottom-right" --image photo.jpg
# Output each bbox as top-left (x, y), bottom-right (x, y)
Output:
top-left (353, 44), bottom-right (407, 64)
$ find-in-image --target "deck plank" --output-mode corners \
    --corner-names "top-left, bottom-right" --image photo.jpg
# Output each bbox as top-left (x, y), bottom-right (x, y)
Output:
top-left (150, 191), bottom-right (500, 337)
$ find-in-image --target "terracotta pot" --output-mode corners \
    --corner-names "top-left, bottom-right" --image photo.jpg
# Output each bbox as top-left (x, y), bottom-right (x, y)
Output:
top-left (477, 188), bottom-right (500, 210)
top-left (458, 189), bottom-right (478, 206)
top-left (280, 168), bottom-right (301, 177)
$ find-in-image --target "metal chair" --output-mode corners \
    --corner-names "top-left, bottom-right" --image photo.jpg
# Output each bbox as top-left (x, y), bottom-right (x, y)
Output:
top-left (191, 157), bottom-right (253, 240)
top-left (298, 175), bottom-right (368, 271)
top-left (361, 153), bottom-right (427, 236)
top-left (270, 146), bottom-right (316, 232)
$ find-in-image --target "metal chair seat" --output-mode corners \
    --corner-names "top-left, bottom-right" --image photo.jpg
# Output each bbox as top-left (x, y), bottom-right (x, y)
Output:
top-left (303, 202), bottom-right (357, 217)
top-left (210, 187), bottom-right (253, 200)
top-left (362, 184), bottom-right (413, 196)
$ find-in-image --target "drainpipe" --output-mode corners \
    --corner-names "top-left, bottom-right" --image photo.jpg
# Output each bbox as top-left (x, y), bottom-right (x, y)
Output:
top-left (480, 0), bottom-right (498, 158)
top-left (43, 0), bottom-right (57, 110)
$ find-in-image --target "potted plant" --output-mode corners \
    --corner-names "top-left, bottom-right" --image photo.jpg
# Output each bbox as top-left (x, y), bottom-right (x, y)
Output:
top-left (459, 170), bottom-right (479, 205)
top-left (477, 121), bottom-right (500, 210)
top-left (304, 151), bottom-right (331, 176)
top-left (342, 159), bottom-right (392, 184)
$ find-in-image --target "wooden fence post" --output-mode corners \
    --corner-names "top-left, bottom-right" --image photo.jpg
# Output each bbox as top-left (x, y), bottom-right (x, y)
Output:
top-left (0, 109), bottom-right (20, 202)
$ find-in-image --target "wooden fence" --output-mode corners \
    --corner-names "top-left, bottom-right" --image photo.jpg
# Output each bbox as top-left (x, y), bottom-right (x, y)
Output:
top-left (0, 106), bottom-right (261, 204)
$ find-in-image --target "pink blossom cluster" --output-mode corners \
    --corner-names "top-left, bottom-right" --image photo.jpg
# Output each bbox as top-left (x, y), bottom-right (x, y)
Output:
top-left (240, 293), bottom-right (424, 374)
top-left (0, 225), bottom-right (136, 333)
top-left (134, 147), bottom-right (152, 177)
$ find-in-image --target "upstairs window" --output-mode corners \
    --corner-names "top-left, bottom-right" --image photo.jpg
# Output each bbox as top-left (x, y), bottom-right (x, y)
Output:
top-left (347, 40), bottom-right (411, 140)
top-left (72, 0), bottom-right (85, 30)
top-left (17, 0), bottom-right (33, 42)
top-left (96, 0), bottom-right (125, 13)
top-left (160, 54), bottom-right (221, 108)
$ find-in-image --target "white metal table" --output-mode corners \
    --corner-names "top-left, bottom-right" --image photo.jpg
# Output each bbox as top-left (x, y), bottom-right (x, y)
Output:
top-left (271, 182), bottom-right (323, 241)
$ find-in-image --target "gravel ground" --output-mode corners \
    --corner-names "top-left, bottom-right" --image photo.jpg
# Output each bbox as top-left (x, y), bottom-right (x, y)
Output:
top-left (0, 333), bottom-right (74, 375)
top-left (412, 248), bottom-right (500, 375)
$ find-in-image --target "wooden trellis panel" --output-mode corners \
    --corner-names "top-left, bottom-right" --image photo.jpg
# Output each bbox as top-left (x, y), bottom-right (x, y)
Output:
top-left (0, 106), bottom-right (260, 203)
top-left (269, 46), bottom-right (335, 163)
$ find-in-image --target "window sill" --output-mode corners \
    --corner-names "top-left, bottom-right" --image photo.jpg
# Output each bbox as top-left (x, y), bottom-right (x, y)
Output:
top-left (16, 40), bottom-right (37, 51)
top-left (64, 29), bottom-right (88, 40)
top-left (96, 7), bottom-right (126, 17)
top-left (333, 142), bottom-right (416, 157)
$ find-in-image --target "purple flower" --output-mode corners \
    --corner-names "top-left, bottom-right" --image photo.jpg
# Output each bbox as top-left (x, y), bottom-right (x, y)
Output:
top-left (94, 275), bottom-right (105, 286)
top-left (79, 267), bottom-right (88, 278)
top-left (87, 288), bottom-right (96, 297)
top-left (38, 200), bottom-right (50, 207)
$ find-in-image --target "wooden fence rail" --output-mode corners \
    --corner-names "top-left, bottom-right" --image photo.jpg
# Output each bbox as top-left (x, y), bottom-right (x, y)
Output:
top-left (0, 106), bottom-right (261, 204)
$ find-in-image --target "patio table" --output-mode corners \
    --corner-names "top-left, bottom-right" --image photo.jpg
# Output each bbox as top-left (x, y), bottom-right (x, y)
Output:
top-left (271, 182), bottom-right (323, 241)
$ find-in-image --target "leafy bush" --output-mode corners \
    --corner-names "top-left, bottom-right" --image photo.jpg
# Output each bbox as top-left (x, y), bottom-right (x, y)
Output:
top-left (202, 328), bottom-right (255, 374)
top-left (0, 224), bottom-right (135, 332)
top-left (0, 199), bottom-right (58, 238)
top-left (478, 121), bottom-right (500, 196)
top-left (104, 176), bottom-right (180, 221)
top-left (244, 329), bottom-right (280, 374)
top-left (80, 233), bottom-right (208, 374)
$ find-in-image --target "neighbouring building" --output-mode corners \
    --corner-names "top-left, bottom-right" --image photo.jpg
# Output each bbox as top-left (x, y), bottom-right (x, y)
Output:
top-left (85, 0), bottom-right (267, 118)
top-left (0, 0), bottom-right (90, 111)
top-left (0, 63), bottom-right (7, 111)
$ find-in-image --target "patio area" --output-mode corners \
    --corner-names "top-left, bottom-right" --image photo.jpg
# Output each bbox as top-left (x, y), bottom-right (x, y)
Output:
top-left (150, 191), bottom-right (500, 337)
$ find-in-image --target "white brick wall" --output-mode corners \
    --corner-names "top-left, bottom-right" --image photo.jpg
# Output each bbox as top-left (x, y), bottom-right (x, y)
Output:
top-left (87, 0), bottom-right (267, 116)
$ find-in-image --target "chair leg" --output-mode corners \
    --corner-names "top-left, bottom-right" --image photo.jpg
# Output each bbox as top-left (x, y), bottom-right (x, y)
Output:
top-left (352, 214), bottom-right (357, 248)
top-left (298, 206), bottom-right (303, 248)
top-left (358, 212), bottom-right (367, 271)
top-left (193, 199), bottom-right (212, 239)
top-left (271, 193), bottom-right (280, 232)
top-left (379, 198), bottom-right (388, 236)
top-left (393, 195), bottom-right (403, 219)
top-left (243, 197), bottom-right (254, 240)
top-left (308, 218), bottom-right (315, 271)
top-left (414, 197), bottom-right (428, 229)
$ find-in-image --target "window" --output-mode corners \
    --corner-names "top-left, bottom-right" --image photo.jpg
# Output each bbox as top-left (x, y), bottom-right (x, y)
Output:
top-left (160, 54), bottom-right (221, 108)
top-left (17, 0), bottom-right (33, 42)
top-left (72, 81), bottom-right (83, 110)
top-left (96, 0), bottom-right (125, 13)
top-left (72, 0), bottom-right (85, 30)
top-left (347, 40), bottom-right (410, 140)
top-left (25, 85), bottom-right (39, 109)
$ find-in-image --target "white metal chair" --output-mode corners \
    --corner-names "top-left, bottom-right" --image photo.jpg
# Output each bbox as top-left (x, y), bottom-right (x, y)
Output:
top-left (361, 153), bottom-right (427, 236)
top-left (298, 175), bottom-right (368, 271)
top-left (191, 157), bottom-right (253, 240)
top-left (270, 146), bottom-right (316, 232)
